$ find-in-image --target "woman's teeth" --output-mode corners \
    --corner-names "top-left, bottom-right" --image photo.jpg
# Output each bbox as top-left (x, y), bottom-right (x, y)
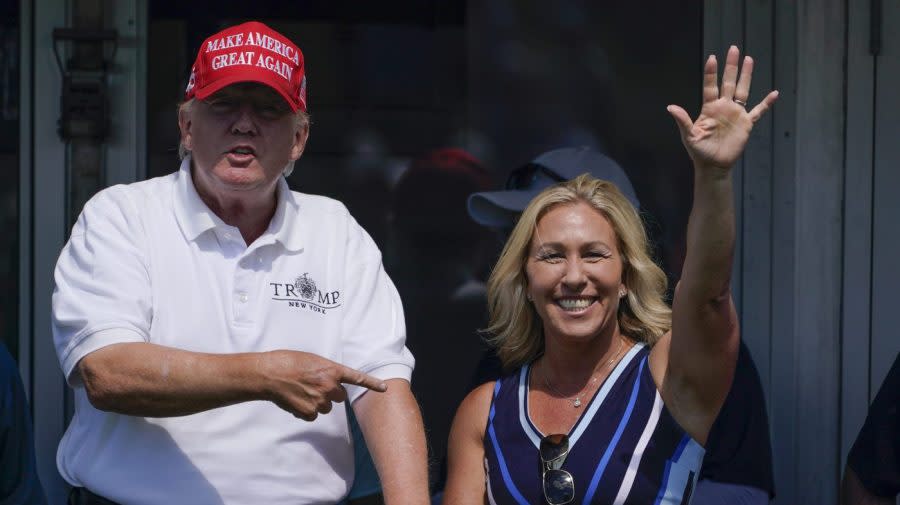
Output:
top-left (557, 298), bottom-right (593, 310)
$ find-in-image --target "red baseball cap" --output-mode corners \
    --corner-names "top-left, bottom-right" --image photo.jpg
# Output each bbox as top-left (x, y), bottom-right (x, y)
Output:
top-left (184, 21), bottom-right (307, 112)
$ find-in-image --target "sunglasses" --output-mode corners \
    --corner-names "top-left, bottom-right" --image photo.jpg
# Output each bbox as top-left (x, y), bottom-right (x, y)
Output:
top-left (540, 433), bottom-right (575, 505)
top-left (505, 162), bottom-right (567, 191)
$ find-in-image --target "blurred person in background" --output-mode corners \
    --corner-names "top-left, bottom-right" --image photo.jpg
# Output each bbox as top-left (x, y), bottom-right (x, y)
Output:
top-left (342, 148), bottom-right (495, 504)
top-left (0, 343), bottom-right (46, 505)
top-left (389, 148), bottom-right (495, 493)
top-left (842, 352), bottom-right (900, 505)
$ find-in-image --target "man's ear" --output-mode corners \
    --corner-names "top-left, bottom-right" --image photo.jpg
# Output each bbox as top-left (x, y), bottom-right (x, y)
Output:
top-left (291, 123), bottom-right (309, 161)
top-left (178, 108), bottom-right (193, 151)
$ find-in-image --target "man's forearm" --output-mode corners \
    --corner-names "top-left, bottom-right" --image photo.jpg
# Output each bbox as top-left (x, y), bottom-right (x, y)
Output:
top-left (354, 379), bottom-right (430, 505)
top-left (78, 342), bottom-right (267, 416)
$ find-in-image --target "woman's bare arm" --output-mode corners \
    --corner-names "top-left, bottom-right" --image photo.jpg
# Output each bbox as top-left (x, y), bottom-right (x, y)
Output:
top-left (443, 382), bottom-right (495, 505)
top-left (651, 46), bottom-right (778, 443)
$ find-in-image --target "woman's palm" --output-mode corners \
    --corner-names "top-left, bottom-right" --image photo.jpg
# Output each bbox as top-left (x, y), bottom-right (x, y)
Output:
top-left (683, 98), bottom-right (753, 169)
top-left (668, 46), bottom-right (778, 171)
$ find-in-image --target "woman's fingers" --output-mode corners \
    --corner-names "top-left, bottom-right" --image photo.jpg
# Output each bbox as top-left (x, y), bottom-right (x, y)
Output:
top-left (702, 55), bottom-right (719, 104)
top-left (748, 90), bottom-right (780, 123)
top-left (667, 105), bottom-right (694, 140)
top-left (734, 55), bottom-right (754, 104)
top-left (720, 45), bottom-right (741, 100)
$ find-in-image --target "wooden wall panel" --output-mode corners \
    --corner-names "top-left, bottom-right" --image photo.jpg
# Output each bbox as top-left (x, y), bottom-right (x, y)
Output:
top-left (793, 0), bottom-right (845, 502)
top-left (742, 0), bottom-right (775, 415)
top-left (842, 0), bottom-right (875, 471)
top-left (769, 0), bottom-right (799, 499)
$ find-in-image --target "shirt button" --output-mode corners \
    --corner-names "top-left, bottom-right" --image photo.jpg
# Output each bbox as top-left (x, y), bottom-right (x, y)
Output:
top-left (238, 292), bottom-right (248, 303)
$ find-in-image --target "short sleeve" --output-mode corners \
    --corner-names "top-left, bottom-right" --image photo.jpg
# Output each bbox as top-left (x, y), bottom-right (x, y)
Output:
top-left (847, 352), bottom-right (900, 498)
top-left (339, 216), bottom-right (414, 402)
top-left (52, 188), bottom-right (152, 386)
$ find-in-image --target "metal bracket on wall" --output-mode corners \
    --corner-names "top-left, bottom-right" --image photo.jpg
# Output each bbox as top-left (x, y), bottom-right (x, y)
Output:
top-left (52, 28), bottom-right (117, 141)
top-left (51, 27), bottom-right (118, 233)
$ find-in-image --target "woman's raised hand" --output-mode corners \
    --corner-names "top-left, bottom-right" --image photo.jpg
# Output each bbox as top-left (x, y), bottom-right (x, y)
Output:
top-left (667, 45), bottom-right (779, 172)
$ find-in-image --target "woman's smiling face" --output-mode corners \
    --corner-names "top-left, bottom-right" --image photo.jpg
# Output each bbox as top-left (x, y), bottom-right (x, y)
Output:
top-left (525, 201), bottom-right (626, 346)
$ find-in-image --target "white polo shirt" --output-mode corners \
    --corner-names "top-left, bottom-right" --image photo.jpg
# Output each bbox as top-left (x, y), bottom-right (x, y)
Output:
top-left (52, 157), bottom-right (414, 505)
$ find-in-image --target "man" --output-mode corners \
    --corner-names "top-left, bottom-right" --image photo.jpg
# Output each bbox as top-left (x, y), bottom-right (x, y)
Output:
top-left (842, 352), bottom-right (900, 505)
top-left (52, 21), bottom-right (428, 505)
top-left (467, 146), bottom-right (776, 504)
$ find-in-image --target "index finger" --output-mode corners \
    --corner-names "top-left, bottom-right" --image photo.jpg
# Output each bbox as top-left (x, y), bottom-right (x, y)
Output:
top-left (339, 366), bottom-right (387, 393)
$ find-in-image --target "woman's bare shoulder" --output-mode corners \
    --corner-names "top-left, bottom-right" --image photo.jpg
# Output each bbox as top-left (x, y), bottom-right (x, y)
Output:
top-left (452, 381), bottom-right (496, 438)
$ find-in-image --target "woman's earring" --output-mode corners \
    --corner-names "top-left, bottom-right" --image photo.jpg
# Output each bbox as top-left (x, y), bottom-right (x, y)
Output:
top-left (526, 293), bottom-right (533, 302)
top-left (619, 288), bottom-right (627, 298)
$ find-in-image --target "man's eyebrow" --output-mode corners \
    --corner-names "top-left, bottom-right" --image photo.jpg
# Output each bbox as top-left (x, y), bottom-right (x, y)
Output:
top-left (206, 92), bottom-right (237, 101)
top-left (204, 92), bottom-right (288, 110)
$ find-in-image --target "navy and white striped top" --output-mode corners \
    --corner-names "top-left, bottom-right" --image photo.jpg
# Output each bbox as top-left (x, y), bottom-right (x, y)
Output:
top-left (483, 343), bottom-right (704, 504)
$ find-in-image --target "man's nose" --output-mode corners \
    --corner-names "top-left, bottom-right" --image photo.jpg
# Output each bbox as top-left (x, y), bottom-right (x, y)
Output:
top-left (231, 105), bottom-right (258, 135)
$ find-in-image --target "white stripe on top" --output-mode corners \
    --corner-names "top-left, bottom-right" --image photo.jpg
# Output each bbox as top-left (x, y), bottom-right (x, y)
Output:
top-left (518, 342), bottom-right (647, 449)
top-left (612, 390), bottom-right (664, 505)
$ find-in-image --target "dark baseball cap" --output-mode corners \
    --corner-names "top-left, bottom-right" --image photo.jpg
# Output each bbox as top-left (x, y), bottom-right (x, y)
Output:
top-left (467, 146), bottom-right (639, 228)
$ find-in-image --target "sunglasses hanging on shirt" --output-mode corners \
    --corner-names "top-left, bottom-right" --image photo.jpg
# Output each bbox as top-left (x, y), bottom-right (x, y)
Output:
top-left (540, 433), bottom-right (575, 505)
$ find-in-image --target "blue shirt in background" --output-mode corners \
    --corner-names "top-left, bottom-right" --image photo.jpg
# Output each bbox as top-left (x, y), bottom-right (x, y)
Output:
top-left (0, 343), bottom-right (47, 505)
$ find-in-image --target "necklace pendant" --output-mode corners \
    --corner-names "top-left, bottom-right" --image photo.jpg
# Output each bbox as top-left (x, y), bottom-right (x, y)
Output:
top-left (573, 398), bottom-right (582, 408)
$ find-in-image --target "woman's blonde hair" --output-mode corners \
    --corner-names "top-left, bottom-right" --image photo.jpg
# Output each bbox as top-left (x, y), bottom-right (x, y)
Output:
top-left (485, 173), bottom-right (671, 370)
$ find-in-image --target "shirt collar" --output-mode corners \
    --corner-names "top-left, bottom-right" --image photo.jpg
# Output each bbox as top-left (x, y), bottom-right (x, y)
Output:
top-left (173, 156), bottom-right (304, 252)
top-left (173, 155), bottom-right (222, 241)
top-left (264, 175), bottom-right (304, 252)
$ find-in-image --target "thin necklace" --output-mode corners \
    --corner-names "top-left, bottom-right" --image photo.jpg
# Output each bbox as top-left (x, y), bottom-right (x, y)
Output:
top-left (541, 337), bottom-right (627, 408)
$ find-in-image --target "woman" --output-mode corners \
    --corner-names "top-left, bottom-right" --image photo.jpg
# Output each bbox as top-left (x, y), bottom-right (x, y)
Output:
top-left (444, 46), bottom-right (778, 505)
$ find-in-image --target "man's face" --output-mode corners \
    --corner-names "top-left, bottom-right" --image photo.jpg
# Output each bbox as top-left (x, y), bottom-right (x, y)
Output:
top-left (179, 83), bottom-right (308, 197)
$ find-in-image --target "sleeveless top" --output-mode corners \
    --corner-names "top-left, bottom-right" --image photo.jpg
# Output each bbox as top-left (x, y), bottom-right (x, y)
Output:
top-left (483, 343), bottom-right (705, 504)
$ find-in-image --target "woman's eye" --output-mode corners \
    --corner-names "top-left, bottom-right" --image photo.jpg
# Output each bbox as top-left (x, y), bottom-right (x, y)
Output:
top-left (584, 251), bottom-right (611, 261)
top-left (538, 252), bottom-right (564, 262)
